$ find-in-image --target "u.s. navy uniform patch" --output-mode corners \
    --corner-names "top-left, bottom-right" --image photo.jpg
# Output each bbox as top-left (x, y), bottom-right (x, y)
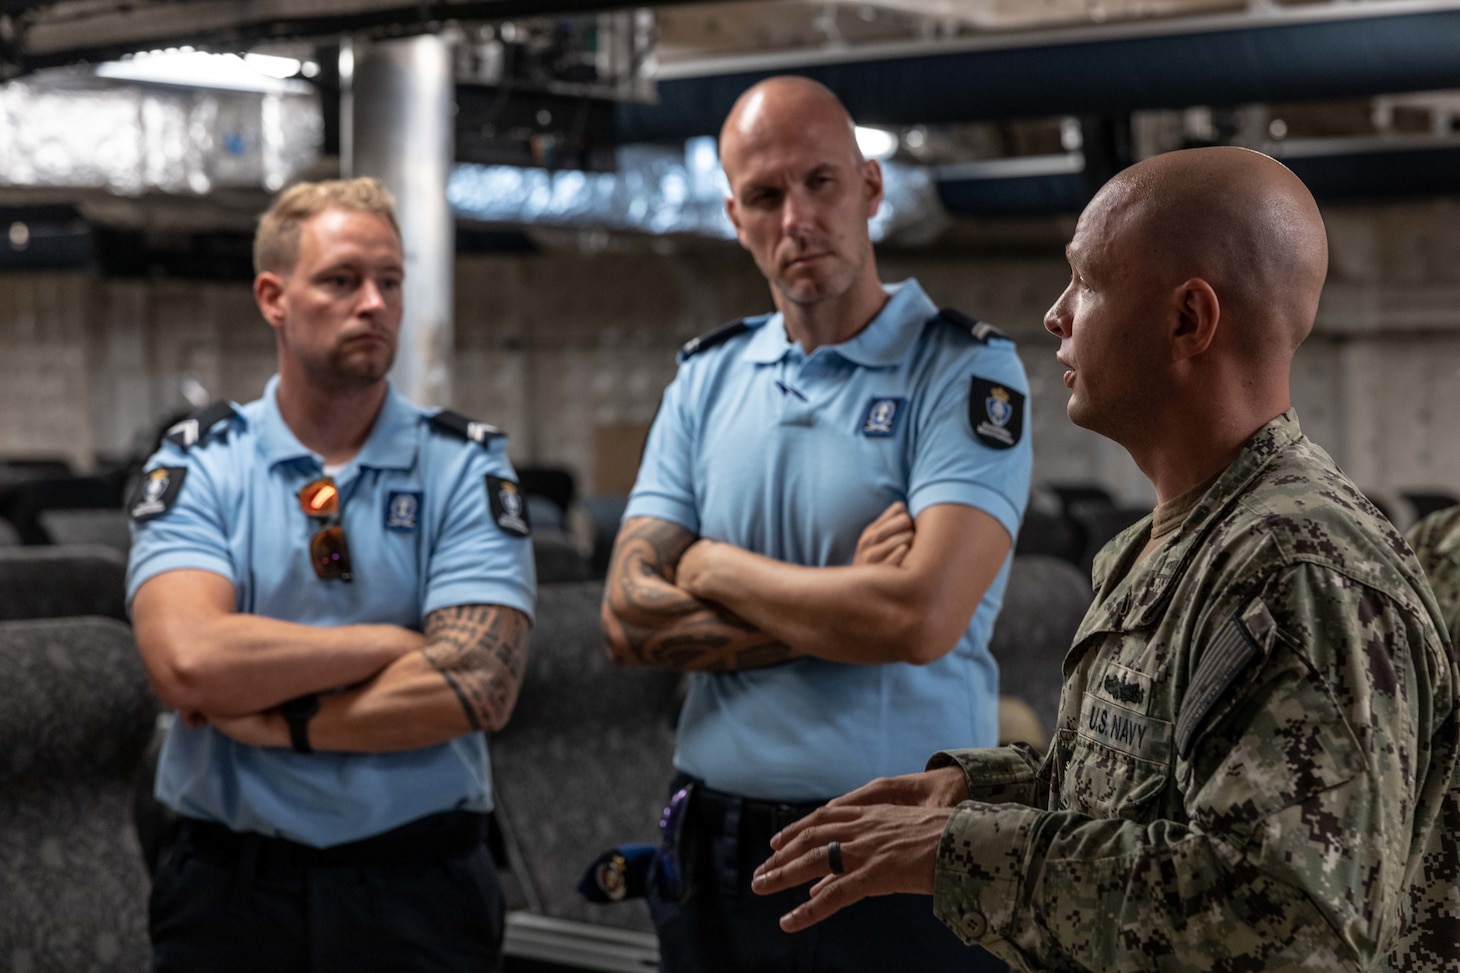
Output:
top-left (861, 397), bottom-right (906, 437)
top-left (968, 377), bottom-right (1024, 449)
top-left (385, 490), bottom-right (422, 532)
top-left (128, 467), bottom-right (187, 522)
top-left (486, 475), bottom-right (531, 537)
top-left (1175, 614), bottom-right (1271, 758)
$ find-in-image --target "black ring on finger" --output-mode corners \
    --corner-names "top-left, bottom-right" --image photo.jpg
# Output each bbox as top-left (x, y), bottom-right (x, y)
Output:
top-left (827, 840), bottom-right (844, 875)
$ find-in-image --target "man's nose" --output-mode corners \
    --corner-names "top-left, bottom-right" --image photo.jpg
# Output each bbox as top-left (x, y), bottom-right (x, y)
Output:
top-left (1044, 289), bottom-right (1072, 338)
top-left (357, 278), bottom-right (387, 314)
top-left (782, 188), bottom-right (816, 236)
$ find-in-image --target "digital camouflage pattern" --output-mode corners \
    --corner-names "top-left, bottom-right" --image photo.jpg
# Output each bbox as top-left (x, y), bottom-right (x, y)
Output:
top-left (1407, 506), bottom-right (1460, 643)
top-left (927, 411), bottom-right (1460, 972)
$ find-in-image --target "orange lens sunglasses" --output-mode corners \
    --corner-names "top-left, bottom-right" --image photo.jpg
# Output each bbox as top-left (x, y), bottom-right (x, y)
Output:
top-left (298, 477), bottom-right (353, 583)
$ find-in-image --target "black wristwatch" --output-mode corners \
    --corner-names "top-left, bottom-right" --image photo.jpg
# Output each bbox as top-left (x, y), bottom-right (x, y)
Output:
top-left (279, 694), bottom-right (320, 754)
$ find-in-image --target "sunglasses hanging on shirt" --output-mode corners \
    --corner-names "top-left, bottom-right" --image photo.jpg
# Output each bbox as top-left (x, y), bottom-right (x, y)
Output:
top-left (298, 476), bottom-right (353, 582)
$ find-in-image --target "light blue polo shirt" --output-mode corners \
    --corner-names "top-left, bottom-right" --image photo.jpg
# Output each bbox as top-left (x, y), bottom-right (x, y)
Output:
top-left (627, 279), bottom-right (1032, 801)
top-left (127, 376), bottom-right (536, 848)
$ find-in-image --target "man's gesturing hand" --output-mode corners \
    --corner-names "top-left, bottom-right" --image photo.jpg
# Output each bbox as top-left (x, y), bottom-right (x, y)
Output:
top-left (750, 803), bottom-right (954, 932)
top-left (827, 765), bottom-right (970, 809)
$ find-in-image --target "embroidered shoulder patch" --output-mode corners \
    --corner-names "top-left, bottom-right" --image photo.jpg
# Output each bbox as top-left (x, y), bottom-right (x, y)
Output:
top-left (385, 490), bottom-right (422, 532)
top-left (861, 397), bottom-right (906, 437)
top-left (968, 377), bottom-right (1024, 449)
top-left (486, 475), bottom-right (531, 537)
top-left (128, 467), bottom-right (188, 522)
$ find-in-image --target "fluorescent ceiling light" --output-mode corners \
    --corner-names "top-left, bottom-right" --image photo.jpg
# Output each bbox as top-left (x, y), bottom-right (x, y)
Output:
top-left (855, 126), bottom-right (898, 160)
top-left (96, 50), bottom-right (312, 94)
top-left (243, 52), bottom-right (304, 80)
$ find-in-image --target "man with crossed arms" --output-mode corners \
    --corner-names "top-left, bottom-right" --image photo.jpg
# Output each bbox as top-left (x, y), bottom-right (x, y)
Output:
top-left (602, 77), bottom-right (1029, 972)
top-left (129, 177), bottom-right (534, 972)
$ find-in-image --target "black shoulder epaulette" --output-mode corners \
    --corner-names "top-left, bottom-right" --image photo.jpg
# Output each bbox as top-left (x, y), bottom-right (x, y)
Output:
top-left (429, 409), bottom-right (506, 446)
top-left (164, 400), bottom-right (237, 450)
top-left (678, 318), bottom-right (753, 362)
top-left (932, 307), bottom-right (1011, 345)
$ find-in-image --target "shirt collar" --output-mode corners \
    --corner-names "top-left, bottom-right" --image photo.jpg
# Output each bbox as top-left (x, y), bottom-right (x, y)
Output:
top-left (740, 279), bottom-right (937, 367)
top-left (741, 312), bottom-right (794, 364)
top-left (1088, 409), bottom-right (1304, 619)
top-left (256, 374), bottom-right (420, 472)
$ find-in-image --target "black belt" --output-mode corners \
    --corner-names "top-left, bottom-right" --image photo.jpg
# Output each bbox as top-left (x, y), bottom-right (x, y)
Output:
top-left (687, 781), bottom-right (826, 843)
top-left (179, 810), bottom-right (489, 873)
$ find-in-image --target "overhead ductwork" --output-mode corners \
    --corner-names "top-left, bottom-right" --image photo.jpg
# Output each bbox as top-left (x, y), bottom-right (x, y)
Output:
top-left (448, 141), bottom-right (949, 244)
top-left (617, 6), bottom-right (1460, 141)
top-left (0, 73), bottom-right (321, 195)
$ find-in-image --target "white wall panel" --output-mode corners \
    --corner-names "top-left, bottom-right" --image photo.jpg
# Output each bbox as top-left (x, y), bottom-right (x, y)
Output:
top-left (0, 274), bottom-right (93, 469)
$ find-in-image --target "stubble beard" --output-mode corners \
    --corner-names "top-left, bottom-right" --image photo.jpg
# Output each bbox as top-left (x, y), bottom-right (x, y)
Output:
top-left (773, 249), bottom-right (860, 308)
top-left (304, 338), bottom-right (396, 396)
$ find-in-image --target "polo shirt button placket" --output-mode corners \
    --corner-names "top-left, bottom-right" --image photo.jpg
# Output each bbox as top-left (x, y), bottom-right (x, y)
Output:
top-left (777, 356), bottom-right (815, 427)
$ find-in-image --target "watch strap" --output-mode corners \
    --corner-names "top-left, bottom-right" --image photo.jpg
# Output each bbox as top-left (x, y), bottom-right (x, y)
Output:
top-left (280, 694), bottom-right (319, 754)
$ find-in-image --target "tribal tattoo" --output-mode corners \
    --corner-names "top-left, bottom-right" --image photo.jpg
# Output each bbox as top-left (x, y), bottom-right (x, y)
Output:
top-left (602, 517), bottom-right (793, 672)
top-left (421, 604), bottom-right (531, 732)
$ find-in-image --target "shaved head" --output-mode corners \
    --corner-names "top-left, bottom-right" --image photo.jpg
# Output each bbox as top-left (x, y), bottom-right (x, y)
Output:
top-left (1095, 147), bottom-right (1329, 362)
top-left (720, 76), bottom-right (863, 180)
top-left (1046, 147), bottom-right (1329, 491)
top-left (717, 76), bottom-right (886, 326)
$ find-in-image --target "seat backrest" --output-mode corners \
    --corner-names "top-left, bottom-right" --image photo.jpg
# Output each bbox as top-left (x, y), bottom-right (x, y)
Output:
top-left (0, 545), bottom-right (129, 622)
top-left (533, 530), bottom-right (594, 584)
top-left (989, 555), bottom-right (1094, 737)
top-left (0, 473), bottom-right (126, 545)
top-left (489, 580), bottom-right (680, 932)
top-left (0, 617), bottom-right (158, 970)
top-left (1072, 505), bottom-right (1150, 575)
top-left (1014, 508), bottom-right (1084, 564)
top-left (582, 494), bottom-right (629, 579)
top-left (39, 509), bottom-right (133, 553)
top-left (1401, 491), bottom-right (1459, 521)
top-left (518, 466), bottom-right (578, 515)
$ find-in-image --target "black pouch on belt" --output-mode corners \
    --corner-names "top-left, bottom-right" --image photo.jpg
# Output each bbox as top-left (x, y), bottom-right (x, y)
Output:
top-left (656, 780), bottom-right (701, 906)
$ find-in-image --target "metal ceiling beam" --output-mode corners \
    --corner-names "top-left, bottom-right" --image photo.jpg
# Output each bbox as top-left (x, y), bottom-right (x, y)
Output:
top-left (653, 0), bottom-right (1460, 80)
top-left (6, 0), bottom-right (705, 73)
top-left (619, 5), bottom-right (1460, 141)
top-left (936, 139), bottom-right (1460, 218)
top-left (819, 0), bottom-right (1243, 33)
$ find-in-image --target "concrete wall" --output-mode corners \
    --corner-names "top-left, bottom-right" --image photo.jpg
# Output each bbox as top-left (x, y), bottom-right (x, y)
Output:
top-left (3, 197), bottom-right (1459, 518)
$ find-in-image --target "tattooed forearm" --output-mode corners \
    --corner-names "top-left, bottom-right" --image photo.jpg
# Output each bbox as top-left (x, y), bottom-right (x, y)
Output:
top-left (602, 517), bottom-right (794, 672)
top-left (421, 604), bottom-right (531, 732)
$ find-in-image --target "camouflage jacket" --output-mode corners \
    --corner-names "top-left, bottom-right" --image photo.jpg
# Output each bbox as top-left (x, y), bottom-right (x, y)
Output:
top-left (928, 412), bottom-right (1460, 972)
top-left (1407, 506), bottom-right (1460, 644)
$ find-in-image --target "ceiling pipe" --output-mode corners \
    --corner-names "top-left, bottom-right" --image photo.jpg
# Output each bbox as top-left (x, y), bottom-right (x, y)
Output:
top-left (617, 7), bottom-right (1460, 142)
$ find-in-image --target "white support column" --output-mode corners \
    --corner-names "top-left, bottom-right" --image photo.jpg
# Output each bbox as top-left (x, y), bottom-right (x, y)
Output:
top-left (349, 34), bottom-right (455, 407)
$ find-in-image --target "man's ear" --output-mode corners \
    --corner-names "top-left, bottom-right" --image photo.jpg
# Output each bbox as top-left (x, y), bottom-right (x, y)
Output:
top-left (1171, 277), bottom-right (1219, 362)
top-left (862, 158), bottom-right (884, 220)
top-left (724, 195), bottom-right (751, 251)
top-left (254, 272), bottom-right (287, 332)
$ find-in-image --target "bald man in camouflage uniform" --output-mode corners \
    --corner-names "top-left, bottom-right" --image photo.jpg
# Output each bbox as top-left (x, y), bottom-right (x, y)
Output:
top-left (752, 147), bottom-right (1460, 971)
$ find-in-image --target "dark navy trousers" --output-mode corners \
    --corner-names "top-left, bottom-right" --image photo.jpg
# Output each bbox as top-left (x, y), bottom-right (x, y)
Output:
top-left (649, 781), bottom-right (1008, 973)
top-left (149, 814), bottom-right (504, 973)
